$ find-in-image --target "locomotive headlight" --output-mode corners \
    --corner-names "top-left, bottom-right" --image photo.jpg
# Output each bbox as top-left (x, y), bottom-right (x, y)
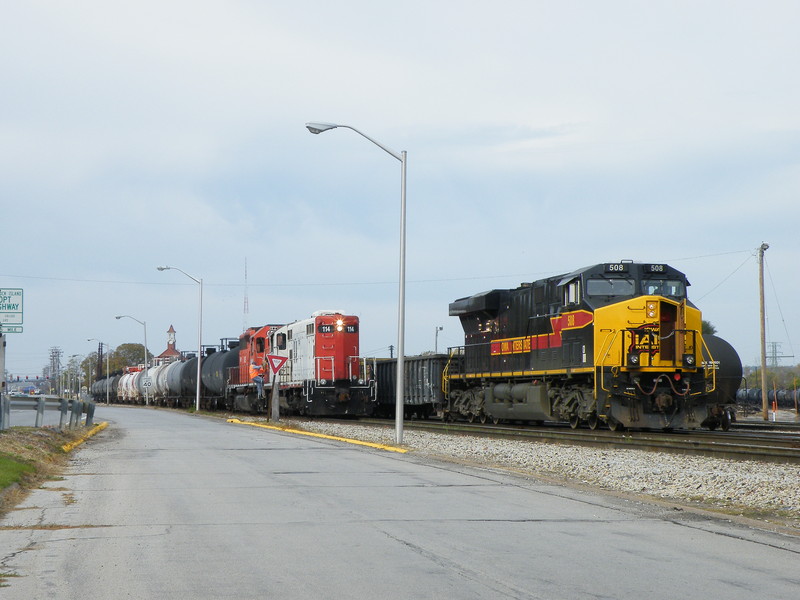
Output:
top-left (336, 319), bottom-right (344, 331)
top-left (647, 302), bottom-right (657, 319)
top-left (682, 353), bottom-right (696, 367)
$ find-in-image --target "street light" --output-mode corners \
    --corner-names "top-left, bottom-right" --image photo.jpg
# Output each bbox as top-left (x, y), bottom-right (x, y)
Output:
top-left (115, 314), bottom-right (149, 406)
top-left (435, 326), bottom-right (443, 354)
top-left (69, 354), bottom-right (80, 400)
top-left (87, 339), bottom-right (111, 405)
top-left (157, 265), bottom-right (203, 412)
top-left (306, 121), bottom-right (407, 444)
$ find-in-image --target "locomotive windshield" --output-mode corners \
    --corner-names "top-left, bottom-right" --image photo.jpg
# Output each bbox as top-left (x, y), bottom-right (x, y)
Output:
top-left (642, 279), bottom-right (685, 298)
top-left (586, 278), bottom-right (636, 297)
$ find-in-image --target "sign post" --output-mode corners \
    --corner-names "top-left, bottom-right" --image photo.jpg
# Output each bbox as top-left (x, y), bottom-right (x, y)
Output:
top-left (0, 290), bottom-right (22, 407)
top-left (0, 332), bottom-right (5, 406)
top-left (266, 354), bottom-right (288, 422)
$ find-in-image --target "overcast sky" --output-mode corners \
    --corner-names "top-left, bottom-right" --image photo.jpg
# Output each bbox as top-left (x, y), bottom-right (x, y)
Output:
top-left (2, 0), bottom-right (798, 378)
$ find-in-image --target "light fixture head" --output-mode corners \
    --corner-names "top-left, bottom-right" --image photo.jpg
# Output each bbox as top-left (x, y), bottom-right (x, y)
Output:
top-left (306, 122), bottom-right (339, 134)
top-left (157, 266), bottom-right (169, 271)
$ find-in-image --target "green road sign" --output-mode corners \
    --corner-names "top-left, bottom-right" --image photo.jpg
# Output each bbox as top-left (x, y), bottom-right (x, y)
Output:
top-left (0, 289), bottom-right (23, 325)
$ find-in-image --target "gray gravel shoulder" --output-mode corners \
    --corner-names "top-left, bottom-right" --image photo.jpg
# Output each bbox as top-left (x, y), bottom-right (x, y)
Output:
top-left (279, 418), bottom-right (800, 532)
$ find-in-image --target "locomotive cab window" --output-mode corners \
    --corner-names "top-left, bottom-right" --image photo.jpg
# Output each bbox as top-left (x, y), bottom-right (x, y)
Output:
top-left (642, 279), bottom-right (685, 298)
top-left (275, 333), bottom-right (287, 350)
top-left (586, 278), bottom-right (635, 297)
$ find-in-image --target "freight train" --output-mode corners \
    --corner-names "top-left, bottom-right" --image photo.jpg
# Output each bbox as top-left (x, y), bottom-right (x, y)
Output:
top-left (93, 261), bottom-right (743, 431)
top-left (91, 310), bottom-right (376, 416)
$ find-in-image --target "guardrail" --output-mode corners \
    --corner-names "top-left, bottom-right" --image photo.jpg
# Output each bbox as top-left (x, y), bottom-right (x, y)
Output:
top-left (0, 394), bottom-right (96, 431)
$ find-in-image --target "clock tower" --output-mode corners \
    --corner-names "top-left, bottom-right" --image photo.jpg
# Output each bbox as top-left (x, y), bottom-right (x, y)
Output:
top-left (157, 325), bottom-right (181, 360)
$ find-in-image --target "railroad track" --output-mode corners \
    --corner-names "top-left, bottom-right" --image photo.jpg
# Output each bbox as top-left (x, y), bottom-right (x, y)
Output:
top-left (351, 418), bottom-right (800, 464)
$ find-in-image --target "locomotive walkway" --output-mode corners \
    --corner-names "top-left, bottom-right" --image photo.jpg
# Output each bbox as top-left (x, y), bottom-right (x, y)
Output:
top-left (1, 406), bottom-right (799, 599)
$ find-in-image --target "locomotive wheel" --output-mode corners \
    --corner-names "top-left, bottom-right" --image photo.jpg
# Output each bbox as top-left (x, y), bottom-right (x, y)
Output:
top-left (479, 413), bottom-right (487, 424)
top-left (492, 417), bottom-right (501, 425)
top-left (467, 413), bottom-right (476, 423)
top-left (607, 417), bottom-right (624, 432)
top-left (587, 413), bottom-right (599, 430)
top-left (569, 415), bottom-right (580, 429)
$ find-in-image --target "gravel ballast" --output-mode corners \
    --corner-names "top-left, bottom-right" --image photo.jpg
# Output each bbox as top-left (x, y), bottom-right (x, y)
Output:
top-left (279, 419), bottom-right (800, 530)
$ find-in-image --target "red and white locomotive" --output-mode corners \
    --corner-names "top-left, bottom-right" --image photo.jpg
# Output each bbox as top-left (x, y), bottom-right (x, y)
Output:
top-left (225, 310), bottom-right (376, 415)
top-left (267, 310), bottom-right (374, 416)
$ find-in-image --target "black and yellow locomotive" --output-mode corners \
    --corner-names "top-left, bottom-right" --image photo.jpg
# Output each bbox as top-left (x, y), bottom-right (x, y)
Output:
top-left (444, 261), bottom-right (741, 430)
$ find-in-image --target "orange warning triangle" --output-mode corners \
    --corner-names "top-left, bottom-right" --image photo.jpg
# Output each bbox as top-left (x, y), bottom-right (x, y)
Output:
top-left (266, 354), bottom-right (288, 374)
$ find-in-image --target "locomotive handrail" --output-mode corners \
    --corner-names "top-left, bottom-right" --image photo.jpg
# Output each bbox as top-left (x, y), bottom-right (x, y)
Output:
top-left (698, 335), bottom-right (717, 396)
top-left (597, 329), bottom-right (620, 395)
top-left (442, 348), bottom-right (458, 396)
top-left (315, 356), bottom-right (334, 383)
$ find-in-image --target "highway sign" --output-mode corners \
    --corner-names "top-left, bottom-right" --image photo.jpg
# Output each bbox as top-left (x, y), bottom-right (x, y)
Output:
top-left (0, 325), bottom-right (23, 333)
top-left (0, 289), bottom-right (23, 325)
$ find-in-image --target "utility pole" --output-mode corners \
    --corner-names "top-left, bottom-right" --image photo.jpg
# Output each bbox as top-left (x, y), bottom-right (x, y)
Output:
top-left (758, 242), bottom-right (769, 420)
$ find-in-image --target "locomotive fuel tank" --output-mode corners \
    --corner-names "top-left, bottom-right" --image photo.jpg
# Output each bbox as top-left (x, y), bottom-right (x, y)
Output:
top-left (484, 381), bottom-right (551, 422)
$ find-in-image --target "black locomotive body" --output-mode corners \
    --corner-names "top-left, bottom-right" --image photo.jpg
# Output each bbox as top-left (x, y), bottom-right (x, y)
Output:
top-left (444, 262), bottom-right (742, 430)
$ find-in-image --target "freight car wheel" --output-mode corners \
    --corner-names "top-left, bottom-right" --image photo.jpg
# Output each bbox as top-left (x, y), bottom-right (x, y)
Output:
top-left (479, 413), bottom-right (487, 424)
top-left (569, 415), bottom-right (580, 429)
top-left (720, 410), bottom-right (732, 431)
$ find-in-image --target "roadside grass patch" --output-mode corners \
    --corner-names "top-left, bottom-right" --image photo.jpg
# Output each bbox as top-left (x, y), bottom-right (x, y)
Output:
top-left (0, 427), bottom-right (87, 516)
top-left (0, 454), bottom-right (35, 488)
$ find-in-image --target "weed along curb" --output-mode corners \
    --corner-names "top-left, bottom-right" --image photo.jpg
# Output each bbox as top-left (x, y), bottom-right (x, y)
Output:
top-left (61, 422), bottom-right (109, 453)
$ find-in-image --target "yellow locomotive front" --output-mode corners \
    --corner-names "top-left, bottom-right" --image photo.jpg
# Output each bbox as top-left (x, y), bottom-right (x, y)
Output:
top-left (593, 281), bottom-right (725, 430)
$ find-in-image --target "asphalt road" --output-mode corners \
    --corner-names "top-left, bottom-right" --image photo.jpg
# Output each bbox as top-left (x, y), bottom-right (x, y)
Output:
top-left (1, 406), bottom-right (799, 599)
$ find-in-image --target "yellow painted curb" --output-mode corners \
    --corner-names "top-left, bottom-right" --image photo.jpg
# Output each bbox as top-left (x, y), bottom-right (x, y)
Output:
top-left (227, 418), bottom-right (408, 453)
top-left (62, 422), bottom-right (109, 453)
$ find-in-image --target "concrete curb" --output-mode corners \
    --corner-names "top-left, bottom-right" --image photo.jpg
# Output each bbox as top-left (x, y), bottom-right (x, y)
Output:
top-left (227, 418), bottom-right (408, 453)
top-left (62, 422), bottom-right (109, 453)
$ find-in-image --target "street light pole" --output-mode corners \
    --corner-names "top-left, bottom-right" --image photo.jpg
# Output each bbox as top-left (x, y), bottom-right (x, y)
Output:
top-left (115, 314), bottom-right (149, 406)
top-left (306, 121), bottom-right (407, 444)
top-left (158, 266), bottom-right (203, 412)
top-left (435, 326), bottom-right (443, 354)
top-left (87, 339), bottom-right (111, 405)
top-left (757, 242), bottom-right (769, 421)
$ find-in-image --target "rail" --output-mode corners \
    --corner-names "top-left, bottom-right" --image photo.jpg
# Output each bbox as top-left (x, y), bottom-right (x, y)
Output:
top-left (0, 394), bottom-right (96, 431)
top-left (352, 418), bottom-right (800, 464)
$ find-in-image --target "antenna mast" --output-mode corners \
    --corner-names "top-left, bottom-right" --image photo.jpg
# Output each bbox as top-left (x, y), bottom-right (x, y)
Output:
top-left (242, 257), bottom-right (249, 332)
